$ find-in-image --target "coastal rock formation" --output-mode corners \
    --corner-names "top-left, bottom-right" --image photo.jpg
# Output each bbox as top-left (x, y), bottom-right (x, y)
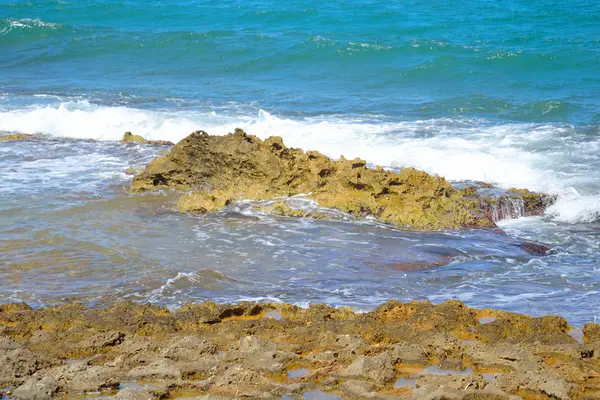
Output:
top-left (131, 129), bottom-right (551, 230)
top-left (0, 300), bottom-right (598, 399)
top-left (121, 132), bottom-right (174, 146)
top-left (0, 133), bottom-right (35, 142)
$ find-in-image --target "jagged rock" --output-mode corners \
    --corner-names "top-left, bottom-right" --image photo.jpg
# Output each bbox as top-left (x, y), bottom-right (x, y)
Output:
top-left (131, 129), bottom-right (503, 230)
top-left (121, 131), bottom-right (174, 146)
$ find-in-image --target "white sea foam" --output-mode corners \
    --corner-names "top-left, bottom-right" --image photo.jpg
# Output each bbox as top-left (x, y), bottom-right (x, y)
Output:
top-left (1, 18), bottom-right (60, 34)
top-left (1, 100), bottom-right (598, 223)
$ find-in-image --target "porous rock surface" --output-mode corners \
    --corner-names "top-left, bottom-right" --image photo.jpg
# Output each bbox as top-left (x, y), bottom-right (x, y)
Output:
top-left (130, 129), bottom-right (549, 230)
top-left (0, 300), bottom-right (598, 399)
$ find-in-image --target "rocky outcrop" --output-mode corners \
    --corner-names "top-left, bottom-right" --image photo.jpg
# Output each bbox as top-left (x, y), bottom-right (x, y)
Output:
top-left (0, 300), bottom-right (598, 399)
top-left (0, 133), bottom-right (35, 142)
top-left (121, 132), bottom-right (174, 146)
top-left (132, 129), bottom-right (514, 230)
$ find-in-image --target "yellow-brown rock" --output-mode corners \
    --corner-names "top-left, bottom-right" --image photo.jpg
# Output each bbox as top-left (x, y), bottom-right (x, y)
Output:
top-left (121, 131), bottom-right (174, 146)
top-left (131, 129), bottom-right (497, 230)
top-left (0, 300), bottom-right (596, 399)
top-left (0, 133), bottom-right (35, 142)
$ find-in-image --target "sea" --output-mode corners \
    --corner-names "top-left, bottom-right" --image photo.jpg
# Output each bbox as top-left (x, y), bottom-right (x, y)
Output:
top-left (1, 0), bottom-right (599, 326)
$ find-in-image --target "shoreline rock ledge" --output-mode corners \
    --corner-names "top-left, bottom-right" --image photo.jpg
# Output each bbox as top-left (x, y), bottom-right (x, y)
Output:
top-left (131, 129), bottom-right (546, 230)
top-left (1, 300), bottom-right (599, 399)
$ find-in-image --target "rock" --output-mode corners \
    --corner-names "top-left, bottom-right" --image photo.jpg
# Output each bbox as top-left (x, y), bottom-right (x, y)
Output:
top-left (0, 133), bottom-right (35, 142)
top-left (0, 300), bottom-right (597, 399)
top-left (79, 331), bottom-right (126, 353)
top-left (519, 241), bottom-right (552, 255)
top-left (0, 348), bottom-right (54, 385)
top-left (492, 370), bottom-right (573, 400)
top-left (112, 388), bottom-right (161, 400)
top-left (583, 323), bottom-right (600, 344)
top-left (339, 352), bottom-right (396, 383)
top-left (13, 375), bottom-right (59, 399)
top-left (48, 363), bottom-right (120, 393)
top-left (340, 380), bottom-right (403, 399)
top-left (480, 188), bottom-right (554, 222)
top-left (124, 166), bottom-right (138, 175)
top-left (220, 336), bottom-right (297, 374)
top-left (127, 359), bottom-right (182, 380)
top-left (210, 365), bottom-right (275, 397)
top-left (160, 336), bottom-right (218, 362)
top-left (507, 188), bottom-right (555, 216)
top-left (131, 129), bottom-right (501, 230)
top-left (121, 131), bottom-right (174, 146)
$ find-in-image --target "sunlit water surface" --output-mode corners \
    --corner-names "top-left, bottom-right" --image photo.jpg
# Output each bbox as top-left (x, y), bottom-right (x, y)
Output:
top-left (1, 138), bottom-right (598, 326)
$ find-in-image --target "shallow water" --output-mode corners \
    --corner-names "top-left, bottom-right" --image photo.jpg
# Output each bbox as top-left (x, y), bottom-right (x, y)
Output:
top-left (1, 0), bottom-right (599, 326)
top-left (1, 138), bottom-right (599, 326)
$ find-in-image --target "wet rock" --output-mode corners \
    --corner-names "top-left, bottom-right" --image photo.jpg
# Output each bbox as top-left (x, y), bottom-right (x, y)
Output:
top-left (131, 129), bottom-right (499, 230)
top-left (0, 133), bottom-right (35, 142)
top-left (507, 188), bottom-right (555, 216)
top-left (519, 241), bottom-right (552, 255)
top-left (121, 131), bottom-right (174, 146)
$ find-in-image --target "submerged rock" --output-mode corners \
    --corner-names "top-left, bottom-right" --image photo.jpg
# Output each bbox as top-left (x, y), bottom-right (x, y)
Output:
top-left (121, 132), bottom-right (174, 146)
top-left (131, 129), bottom-right (515, 230)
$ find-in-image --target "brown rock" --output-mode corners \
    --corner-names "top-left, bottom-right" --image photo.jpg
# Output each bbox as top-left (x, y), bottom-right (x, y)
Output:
top-left (0, 133), bottom-right (35, 142)
top-left (340, 352), bottom-right (396, 383)
top-left (14, 375), bottom-right (59, 399)
top-left (121, 131), bottom-right (174, 146)
top-left (131, 129), bottom-right (499, 230)
top-left (0, 300), bottom-right (596, 399)
top-left (583, 323), bottom-right (600, 344)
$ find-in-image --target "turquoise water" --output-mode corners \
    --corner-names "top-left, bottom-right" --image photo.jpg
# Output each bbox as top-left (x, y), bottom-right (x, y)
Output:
top-left (1, 1), bottom-right (600, 324)
top-left (2, 0), bottom-right (599, 122)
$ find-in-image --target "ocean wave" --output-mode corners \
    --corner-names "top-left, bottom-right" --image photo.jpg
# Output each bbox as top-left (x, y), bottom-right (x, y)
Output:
top-left (0, 18), bottom-right (61, 34)
top-left (1, 100), bottom-right (598, 223)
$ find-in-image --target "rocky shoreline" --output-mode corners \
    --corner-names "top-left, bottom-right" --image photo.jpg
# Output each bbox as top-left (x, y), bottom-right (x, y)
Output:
top-left (1, 300), bottom-right (599, 399)
top-left (2, 131), bottom-right (580, 400)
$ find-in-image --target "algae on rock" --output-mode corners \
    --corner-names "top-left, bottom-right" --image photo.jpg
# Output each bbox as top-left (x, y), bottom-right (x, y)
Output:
top-left (131, 129), bottom-right (500, 230)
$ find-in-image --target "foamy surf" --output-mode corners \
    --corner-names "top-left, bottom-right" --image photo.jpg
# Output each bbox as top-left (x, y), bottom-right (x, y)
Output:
top-left (1, 100), bottom-right (599, 223)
